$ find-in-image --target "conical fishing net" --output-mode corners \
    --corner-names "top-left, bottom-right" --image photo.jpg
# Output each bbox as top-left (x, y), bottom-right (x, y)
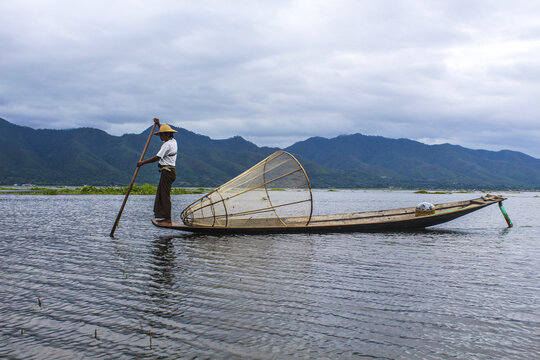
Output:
top-left (181, 151), bottom-right (313, 228)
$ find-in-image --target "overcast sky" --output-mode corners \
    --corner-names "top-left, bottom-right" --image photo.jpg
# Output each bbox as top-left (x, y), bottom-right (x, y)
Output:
top-left (1, 0), bottom-right (539, 157)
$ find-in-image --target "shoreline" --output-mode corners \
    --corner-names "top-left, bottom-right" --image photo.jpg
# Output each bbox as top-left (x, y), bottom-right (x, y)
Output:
top-left (0, 185), bottom-right (534, 196)
top-left (0, 185), bottom-right (210, 195)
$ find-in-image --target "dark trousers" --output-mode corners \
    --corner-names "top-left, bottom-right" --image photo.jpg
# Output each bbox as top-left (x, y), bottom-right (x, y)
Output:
top-left (154, 168), bottom-right (176, 219)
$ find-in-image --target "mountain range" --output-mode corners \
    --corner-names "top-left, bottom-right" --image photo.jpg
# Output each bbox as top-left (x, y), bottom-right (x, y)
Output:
top-left (1, 117), bottom-right (539, 189)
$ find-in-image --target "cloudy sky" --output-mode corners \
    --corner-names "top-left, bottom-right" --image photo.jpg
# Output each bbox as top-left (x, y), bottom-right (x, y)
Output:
top-left (1, 0), bottom-right (539, 157)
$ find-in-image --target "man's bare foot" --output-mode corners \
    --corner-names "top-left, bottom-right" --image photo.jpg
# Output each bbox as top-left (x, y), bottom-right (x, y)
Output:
top-left (156, 218), bottom-right (172, 225)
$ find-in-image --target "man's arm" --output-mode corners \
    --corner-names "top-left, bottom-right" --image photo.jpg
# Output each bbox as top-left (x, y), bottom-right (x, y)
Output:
top-left (137, 155), bottom-right (160, 167)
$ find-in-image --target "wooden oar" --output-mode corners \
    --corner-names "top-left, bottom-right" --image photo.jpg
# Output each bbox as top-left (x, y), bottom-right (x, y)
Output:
top-left (110, 122), bottom-right (158, 237)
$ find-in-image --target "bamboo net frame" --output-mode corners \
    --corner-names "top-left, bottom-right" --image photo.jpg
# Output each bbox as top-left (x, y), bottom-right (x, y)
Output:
top-left (181, 151), bottom-right (313, 228)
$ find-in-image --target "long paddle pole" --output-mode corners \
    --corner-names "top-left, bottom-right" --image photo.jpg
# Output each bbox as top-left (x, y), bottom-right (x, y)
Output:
top-left (110, 122), bottom-right (158, 237)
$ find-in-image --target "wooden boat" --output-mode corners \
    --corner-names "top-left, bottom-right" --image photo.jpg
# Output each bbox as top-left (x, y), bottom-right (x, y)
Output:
top-left (151, 150), bottom-right (511, 234)
top-left (151, 194), bottom-right (508, 234)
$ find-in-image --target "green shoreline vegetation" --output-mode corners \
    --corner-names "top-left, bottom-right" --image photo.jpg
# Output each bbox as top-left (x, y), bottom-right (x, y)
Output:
top-left (414, 190), bottom-right (470, 194)
top-left (0, 184), bottom-right (210, 195)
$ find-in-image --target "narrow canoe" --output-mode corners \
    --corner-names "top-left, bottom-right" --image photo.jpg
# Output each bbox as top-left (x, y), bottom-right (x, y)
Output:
top-left (151, 194), bottom-right (507, 234)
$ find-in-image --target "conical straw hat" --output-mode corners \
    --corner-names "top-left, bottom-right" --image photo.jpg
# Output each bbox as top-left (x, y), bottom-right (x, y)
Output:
top-left (154, 124), bottom-right (178, 135)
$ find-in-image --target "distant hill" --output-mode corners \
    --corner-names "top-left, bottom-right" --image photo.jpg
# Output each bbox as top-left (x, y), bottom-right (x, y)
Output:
top-left (0, 118), bottom-right (276, 187)
top-left (286, 134), bottom-right (540, 189)
top-left (1, 118), bottom-right (539, 189)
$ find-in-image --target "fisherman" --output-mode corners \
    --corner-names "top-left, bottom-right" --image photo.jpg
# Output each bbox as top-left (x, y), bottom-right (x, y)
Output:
top-left (137, 118), bottom-right (177, 225)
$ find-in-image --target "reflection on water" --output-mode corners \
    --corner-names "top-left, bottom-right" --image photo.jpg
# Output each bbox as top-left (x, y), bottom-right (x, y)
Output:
top-left (150, 237), bottom-right (176, 294)
top-left (0, 191), bottom-right (539, 359)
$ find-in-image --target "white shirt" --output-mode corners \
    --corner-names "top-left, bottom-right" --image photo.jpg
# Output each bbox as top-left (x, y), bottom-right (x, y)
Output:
top-left (156, 139), bottom-right (177, 166)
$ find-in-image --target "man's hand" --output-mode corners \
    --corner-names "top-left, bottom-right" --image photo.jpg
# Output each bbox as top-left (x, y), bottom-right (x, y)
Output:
top-left (137, 161), bottom-right (144, 167)
top-left (153, 118), bottom-right (160, 126)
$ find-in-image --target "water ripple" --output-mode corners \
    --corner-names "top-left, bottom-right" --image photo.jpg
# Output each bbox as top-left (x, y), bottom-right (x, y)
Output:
top-left (0, 192), bottom-right (539, 358)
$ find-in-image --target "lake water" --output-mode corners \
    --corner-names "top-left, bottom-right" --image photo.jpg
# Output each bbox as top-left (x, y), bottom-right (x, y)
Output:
top-left (1, 190), bottom-right (538, 359)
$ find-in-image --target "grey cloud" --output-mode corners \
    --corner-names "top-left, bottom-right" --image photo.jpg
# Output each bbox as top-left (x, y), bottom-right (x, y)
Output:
top-left (0, 0), bottom-right (539, 158)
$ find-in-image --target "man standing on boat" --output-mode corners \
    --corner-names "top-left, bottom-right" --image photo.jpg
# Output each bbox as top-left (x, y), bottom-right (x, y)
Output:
top-left (137, 118), bottom-right (177, 225)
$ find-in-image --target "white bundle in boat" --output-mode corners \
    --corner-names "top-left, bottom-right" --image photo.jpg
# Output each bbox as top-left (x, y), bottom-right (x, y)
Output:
top-left (415, 202), bottom-right (435, 216)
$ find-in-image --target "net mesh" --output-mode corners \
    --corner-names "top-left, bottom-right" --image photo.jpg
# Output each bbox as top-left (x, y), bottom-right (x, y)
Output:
top-left (181, 151), bottom-right (313, 228)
